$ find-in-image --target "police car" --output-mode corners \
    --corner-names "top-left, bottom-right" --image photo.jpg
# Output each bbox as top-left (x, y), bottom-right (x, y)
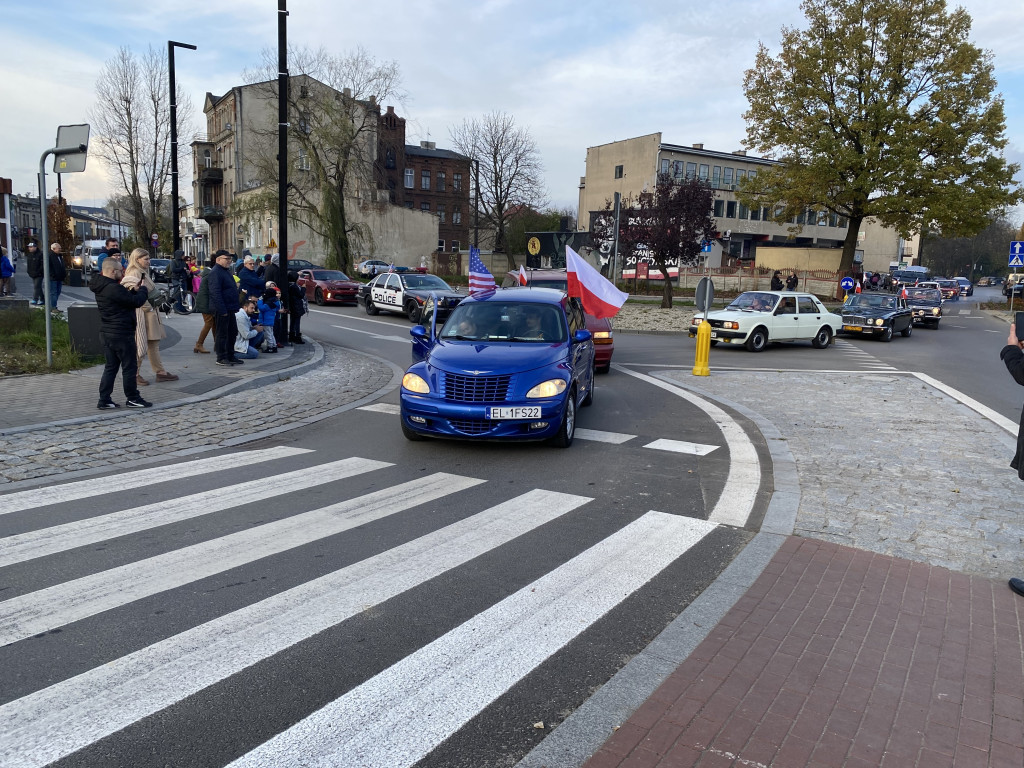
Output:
top-left (362, 272), bottom-right (464, 323)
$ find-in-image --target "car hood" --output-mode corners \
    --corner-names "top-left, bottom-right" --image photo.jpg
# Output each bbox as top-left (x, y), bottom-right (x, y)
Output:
top-left (705, 308), bottom-right (773, 321)
top-left (427, 340), bottom-right (567, 374)
top-left (905, 297), bottom-right (941, 308)
top-left (406, 287), bottom-right (463, 301)
top-left (321, 280), bottom-right (357, 288)
top-left (841, 305), bottom-right (897, 318)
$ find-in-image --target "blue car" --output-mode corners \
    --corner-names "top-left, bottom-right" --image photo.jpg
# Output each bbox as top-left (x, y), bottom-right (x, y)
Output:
top-left (400, 288), bottom-right (596, 447)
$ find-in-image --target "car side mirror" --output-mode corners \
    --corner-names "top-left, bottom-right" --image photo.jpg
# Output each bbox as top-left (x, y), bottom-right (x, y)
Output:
top-left (573, 329), bottom-right (592, 343)
top-left (411, 325), bottom-right (430, 341)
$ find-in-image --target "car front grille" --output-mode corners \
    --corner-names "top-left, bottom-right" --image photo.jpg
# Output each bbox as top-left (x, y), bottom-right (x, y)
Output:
top-left (441, 373), bottom-right (512, 403)
top-left (449, 419), bottom-right (493, 435)
top-left (844, 315), bottom-right (867, 325)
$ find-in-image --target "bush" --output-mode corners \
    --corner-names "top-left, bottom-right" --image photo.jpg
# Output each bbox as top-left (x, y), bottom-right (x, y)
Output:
top-left (0, 308), bottom-right (96, 375)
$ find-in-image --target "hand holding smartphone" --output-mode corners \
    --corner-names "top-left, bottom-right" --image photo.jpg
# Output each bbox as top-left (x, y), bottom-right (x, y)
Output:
top-left (1015, 312), bottom-right (1024, 331)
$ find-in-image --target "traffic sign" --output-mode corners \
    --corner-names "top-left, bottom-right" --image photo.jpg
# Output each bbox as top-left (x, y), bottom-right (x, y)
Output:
top-left (701, 241), bottom-right (712, 253)
top-left (1011, 242), bottom-right (1024, 267)
top-left (53, 124), bottom-right (90, 174)
top-left (695, 277), bottom-right (715, 311)
top-left (840, 276), bottom-right (855, 291)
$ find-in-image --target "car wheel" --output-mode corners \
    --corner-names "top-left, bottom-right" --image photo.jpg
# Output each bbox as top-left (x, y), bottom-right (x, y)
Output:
top-left (401, 418), bottom-right (426, 441)
top-left (551, 391), bottom-right (576, 448)
top-left (901, 323), bottom-right (912, 337)
top-left (597, 363), bottom-right (611, 374)
top-left (581, 365), bottom-right (595, 407)
top-left (709, 340), bottom-right (719, 347)
top-left (405, 300), bottom-right (421, 324)
top-left (315, 288), bottom-right (325, 306)
top-left (931, 320), bottom-right (940, 329)
top-left (745, 327), bottom-right (768, 352)
top-left (365, 297), bottom-right (379, 315)
top-left (811, 326), bottom-right (832, 349)
top-left (881, 325), bottom-right (893, 342)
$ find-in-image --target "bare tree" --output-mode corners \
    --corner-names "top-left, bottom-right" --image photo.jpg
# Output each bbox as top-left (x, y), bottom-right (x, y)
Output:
top-left (236, 46), bottom-right (405, 272)
top-left (449, 111), bottom-right (546, 267)
top-left (91, 46), bottom-right (194, 248)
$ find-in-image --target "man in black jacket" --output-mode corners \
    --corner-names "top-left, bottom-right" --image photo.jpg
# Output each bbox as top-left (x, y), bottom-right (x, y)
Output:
top-left (47, 243), bottom-right (68, 309)
top-left (25, 242), bottom-right (44, 305)
top-left (90, 258), bottom-right (152, 409)
top-left (209, 249), bottom-right (243, 365)
top-left (170, 249), bottom-right (189, 312)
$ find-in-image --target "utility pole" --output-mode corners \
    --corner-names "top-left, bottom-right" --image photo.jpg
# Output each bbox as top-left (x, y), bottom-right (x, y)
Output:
top-left (169, 40), bottom-right (197, 256)
top-left (278, 0), bottom-right (290, 316)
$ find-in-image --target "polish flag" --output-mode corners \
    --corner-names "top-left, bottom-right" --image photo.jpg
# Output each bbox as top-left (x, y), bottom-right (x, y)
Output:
top-left (518, 265), bottom-right (528, 285)
top-left (900, 287), bottom-right (908, 299)
top-left (566, 246), bottom-right (628, 319)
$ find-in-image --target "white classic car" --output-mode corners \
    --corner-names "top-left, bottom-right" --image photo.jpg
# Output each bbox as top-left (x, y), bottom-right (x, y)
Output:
top-left (688, 291), bottom-right (844, 352)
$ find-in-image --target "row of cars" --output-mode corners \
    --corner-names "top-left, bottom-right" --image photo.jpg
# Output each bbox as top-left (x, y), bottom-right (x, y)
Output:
top-left (687, 285), bottom-right (953, 351)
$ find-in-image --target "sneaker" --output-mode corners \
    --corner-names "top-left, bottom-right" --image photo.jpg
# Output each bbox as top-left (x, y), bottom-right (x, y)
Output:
top-left (216, 359), bottom-right (233, 367)
top-left (126, 397), bottom-right (153, 409)
top-left (228, 358), bottom-right (244, 365)
top-left (97, 400), bottom-right (120, 410)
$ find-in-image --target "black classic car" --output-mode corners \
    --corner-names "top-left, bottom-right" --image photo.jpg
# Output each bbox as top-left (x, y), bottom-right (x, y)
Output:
top-left (839, 294), bottom-right (914, 341)
top-left (902, 287), bottom-right (943, 328)
top-left (360, 272), bottom-right (464, 323)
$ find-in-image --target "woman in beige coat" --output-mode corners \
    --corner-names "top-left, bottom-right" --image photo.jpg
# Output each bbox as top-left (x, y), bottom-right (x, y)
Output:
top-left (123, 248), bottom-right (178, 384)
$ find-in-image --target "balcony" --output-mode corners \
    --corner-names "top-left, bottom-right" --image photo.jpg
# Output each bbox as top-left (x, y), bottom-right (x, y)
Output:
top-left (199, 166), bottom-right (223, 185)
top-left (199, 205), bottom-right (225, 221)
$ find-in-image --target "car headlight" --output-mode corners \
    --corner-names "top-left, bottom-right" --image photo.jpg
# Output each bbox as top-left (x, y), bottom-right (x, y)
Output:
top-left (402, 373), bottom-right (430, 393)
top-left (722, 321), bottom-right (739, 330)
top-left (875, 318), bottom-right (885, 326)
top-left (932, 308), bottom-right (940, 315)
top-left (526, 379), bottom-right (567, 399)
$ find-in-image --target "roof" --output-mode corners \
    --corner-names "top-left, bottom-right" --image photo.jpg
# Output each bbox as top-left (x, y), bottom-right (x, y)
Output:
top-left (404, 145), bottom-right (471, 162)
top-left (463, 287), bottom-right (566, 305)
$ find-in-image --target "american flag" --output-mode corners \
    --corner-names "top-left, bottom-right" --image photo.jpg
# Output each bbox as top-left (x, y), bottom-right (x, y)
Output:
top-left (468, 247), bottom-right (496, 295)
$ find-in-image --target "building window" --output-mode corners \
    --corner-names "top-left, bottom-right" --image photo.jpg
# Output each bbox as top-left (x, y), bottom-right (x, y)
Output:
top-left (738, 203), bottom-right (749, 219)
top-left (736, 169), bottom-right (747, 185)
top-left (796, 210), bottom-right (806, 225)
top-left (686, 162), bottom-right (696, 179)
top-left (726, 201), bottom-right (737, 218)
top-left (453, 208), bottom-right (462, 224)
top-left (749, 205), bottom-right (760, 221)
top-left (614, 165), bottom-right (623, 179)
top-left (724, 167), bottom-right (734, 186)
top-left (421, 170), bottom-right (430, 190)
top-left (405, 201), bottom-right (414, 209)
top-left (385, 148), bottom-right (395, 169)
top-left (404, 169), bottom-right (414, 189)
top-left (672, 161), bottom-right (683, 178)
top-left (453, 173), bottom-right (462, 191)
top-left (699, 164), bottom-right (709, 180)
top-left (436, 172), bottom-right (445, 191)
top-left (438, 239), bottom-right (445, 251)
top-left (829, 212), bottom-right (839, 228)
top-left (437, 204), bottom-right (446, 223)
top-left (451, 241), bottom-right (460, 252)
top-left (421, 202), bottom-right (430, 212)
top-left (660, 159), bottom-right (669, 174)
top-left (713, 199), bottom-right (724, 217)
top-left (712, 166), bottom-right (721, 184)
top-left (748, 170), bottom-right (757, 180)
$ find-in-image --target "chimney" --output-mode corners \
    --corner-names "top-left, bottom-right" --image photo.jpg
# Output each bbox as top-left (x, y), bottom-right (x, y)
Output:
top-left (420, 140), bottom-right (436, 150)
top-left (732, 150), bottom-right (747, 156)
top-left (343, 87), bottom-right (352, 98)
top-left (692, 143), bottom-right (704, 150)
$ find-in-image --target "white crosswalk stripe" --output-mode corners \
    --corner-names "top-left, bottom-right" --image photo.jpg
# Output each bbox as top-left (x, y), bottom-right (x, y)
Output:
top-left (832, 339), bottom-right (897, 370)
top-left (0, 451), bottom-right (728, 768)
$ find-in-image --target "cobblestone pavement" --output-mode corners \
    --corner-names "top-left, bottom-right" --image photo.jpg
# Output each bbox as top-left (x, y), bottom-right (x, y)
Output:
top-left (0, 344), bottom-right (395, 486)
top-left (662, 369), bottom-right (1024, 581)
top-left (614, 303), bottom-right (695, 332)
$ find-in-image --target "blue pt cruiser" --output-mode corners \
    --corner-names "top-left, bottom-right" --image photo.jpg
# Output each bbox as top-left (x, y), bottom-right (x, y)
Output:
top-left (400, 288), bottom-right (595, 447)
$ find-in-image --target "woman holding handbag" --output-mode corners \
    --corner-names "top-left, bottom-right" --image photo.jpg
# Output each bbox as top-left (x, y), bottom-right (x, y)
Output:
top-left (122, 248), bottom-right (178, 384)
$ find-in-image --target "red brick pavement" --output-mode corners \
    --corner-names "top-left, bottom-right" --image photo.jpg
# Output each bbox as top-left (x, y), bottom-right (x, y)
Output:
top-left (582, 537), bottom-right (1024, 768)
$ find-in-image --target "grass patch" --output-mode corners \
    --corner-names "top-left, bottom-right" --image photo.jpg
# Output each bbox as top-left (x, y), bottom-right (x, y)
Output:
top-left (980, 300), bottom-right (1015, 312)
top-left (0, 308), bottom-right (98, 375)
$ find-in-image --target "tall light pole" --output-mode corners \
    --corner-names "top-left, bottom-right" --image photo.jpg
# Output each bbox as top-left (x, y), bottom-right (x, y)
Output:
top-left (168, 40), bottom-right (197, 256)
top-left (278, 0), bottom-right (290, 314)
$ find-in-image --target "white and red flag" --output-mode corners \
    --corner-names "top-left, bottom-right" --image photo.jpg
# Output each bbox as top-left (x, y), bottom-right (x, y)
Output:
top-left (855, 280), bottom-right (862, 294)
top-left (565, 246), bottom-right (628, 319)
top-left (518, 265), bottom-right (528, 285)
top-left (900, 287), bottom-right (908, 299)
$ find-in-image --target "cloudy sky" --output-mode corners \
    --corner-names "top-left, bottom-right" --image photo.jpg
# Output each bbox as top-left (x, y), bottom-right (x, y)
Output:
top-left (3, 0), bottom-right (1022, 225)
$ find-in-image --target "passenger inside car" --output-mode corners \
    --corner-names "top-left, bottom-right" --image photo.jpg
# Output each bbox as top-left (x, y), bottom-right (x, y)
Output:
top-left (777, 297), bottom-right (796, 314)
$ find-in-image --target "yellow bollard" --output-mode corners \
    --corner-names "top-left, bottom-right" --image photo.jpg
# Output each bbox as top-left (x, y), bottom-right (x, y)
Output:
top-left (692, 319), bottom-right (711, 376)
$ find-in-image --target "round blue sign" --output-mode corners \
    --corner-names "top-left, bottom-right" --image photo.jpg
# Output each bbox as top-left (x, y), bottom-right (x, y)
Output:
top-left (840, 276), bottom-right (855, 290)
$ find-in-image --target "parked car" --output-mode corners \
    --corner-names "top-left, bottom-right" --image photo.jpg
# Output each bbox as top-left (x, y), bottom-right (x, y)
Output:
top-left (400, 288), bottom-right (595, 446)
top-left (361, 272), bottom-right (464, 323)
top-left (501, 269), bottom-right (615, 373)
top-left (357, 259), bottom-right (390, 276)
top-left (977, 276), bottom-right (1002, 286)
top-left (954, 277), bottom-right (973, 297)
top-left (688, 291), bottom-right (842, 352)
top-left (1003, 275), bottom-right (1024, 297)
top-left (296, 269), bottom-right (359, 305)
top-left (288, 258), bottom-right (322, 272)
top-left (150, 258), bottom-right (172, 283)
top-left (902, 287), bottom-right (943, 328)
top-left (839, 293), bottom-right (913, 341)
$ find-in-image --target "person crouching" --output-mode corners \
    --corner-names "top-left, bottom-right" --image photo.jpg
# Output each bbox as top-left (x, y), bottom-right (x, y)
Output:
top-left (257, 287), bottom-right (279, 352)
top-left (234, 298), bottom-right (264, 359)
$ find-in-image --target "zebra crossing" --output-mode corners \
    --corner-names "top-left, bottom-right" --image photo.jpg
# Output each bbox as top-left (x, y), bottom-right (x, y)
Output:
top-left (832, 337), bottom-right (898, 370)
top-left (0, 447), bottom-right (735, 768)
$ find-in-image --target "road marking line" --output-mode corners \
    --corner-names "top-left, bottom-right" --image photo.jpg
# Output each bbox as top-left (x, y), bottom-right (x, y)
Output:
top-left (308, 308), bottom-right (402, 328)
top-left (0, 458), bottom-right (392, 568)
top-left (575, 428), bottom-right (636, 444)
top-left (331, 324), bottom-right (409, 343)
top-left (643, 438), bottom-right (719, 456)
top-left (0, 489), bottom-right (590, 768)
top-left (0, 473), bottom-right (484, 647)
top-left (359, 403), bottom-right (401, 415)
top-left (616, 366), bottom-right (759, 528)
top-left (227, 511), bottom-right (717, 768)
top-left (911, 372), bottom-right (1018, 436)
top-left (0, 447), bottom-right (312, 517)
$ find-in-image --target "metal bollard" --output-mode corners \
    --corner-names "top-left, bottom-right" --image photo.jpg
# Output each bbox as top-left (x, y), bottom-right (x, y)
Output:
top-left (692, 320), bottom-right (711, 376)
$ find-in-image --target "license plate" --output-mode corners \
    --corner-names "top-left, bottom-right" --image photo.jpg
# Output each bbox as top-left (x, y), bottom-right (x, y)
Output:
top-left (488, 406), bottom-right (541, 420)
top-left (710, 332), bottom-right (718, 339)
top-left (844, 325), bottom-right (862, 332)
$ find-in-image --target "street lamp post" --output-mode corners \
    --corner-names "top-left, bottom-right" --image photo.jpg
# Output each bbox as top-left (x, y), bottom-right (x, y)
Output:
top-left (168, 40), bottom-right (197, 256)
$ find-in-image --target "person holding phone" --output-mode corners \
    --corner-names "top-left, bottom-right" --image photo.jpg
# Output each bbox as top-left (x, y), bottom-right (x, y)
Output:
top-left (999, 321), bottom-right (1024, 598)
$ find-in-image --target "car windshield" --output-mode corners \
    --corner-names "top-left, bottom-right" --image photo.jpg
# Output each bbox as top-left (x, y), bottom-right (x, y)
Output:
top-left (936, 280), bottom-right (957, 288)
top-left (311, 270), bottom-right (350, 281)
top-left (151, 259), bottom-right (169, 267)
top-left (403, 274), bottom-right (451, 290)
top-left (725, 292), bottom-right (778, 312)
top-left (847, 295), bottom-right (896, 309)
top-left (529, 278), bottom-right (569, 290)
top-left (440, 302), bottom-right (567, 342)
top-left (904, 288), bottom-right (941, 301)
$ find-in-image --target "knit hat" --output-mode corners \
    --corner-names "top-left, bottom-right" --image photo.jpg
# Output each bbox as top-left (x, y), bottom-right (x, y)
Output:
top-left (173, 249), bottom-right (184, 258)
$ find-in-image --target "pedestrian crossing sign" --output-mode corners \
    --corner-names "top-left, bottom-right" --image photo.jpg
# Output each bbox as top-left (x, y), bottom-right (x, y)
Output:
top-left (1012, 241), bottom-right (1024, 267)
top-left (1010, 254), bottom-right (1023, 267)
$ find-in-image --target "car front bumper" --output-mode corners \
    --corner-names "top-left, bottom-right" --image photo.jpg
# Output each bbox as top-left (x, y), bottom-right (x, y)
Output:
top-left (841, 323), bottom-right (889, 336)
top-left (687, 325), bottom-right (747, 343)
top-left (400, 393), bottom-right (567, 441)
